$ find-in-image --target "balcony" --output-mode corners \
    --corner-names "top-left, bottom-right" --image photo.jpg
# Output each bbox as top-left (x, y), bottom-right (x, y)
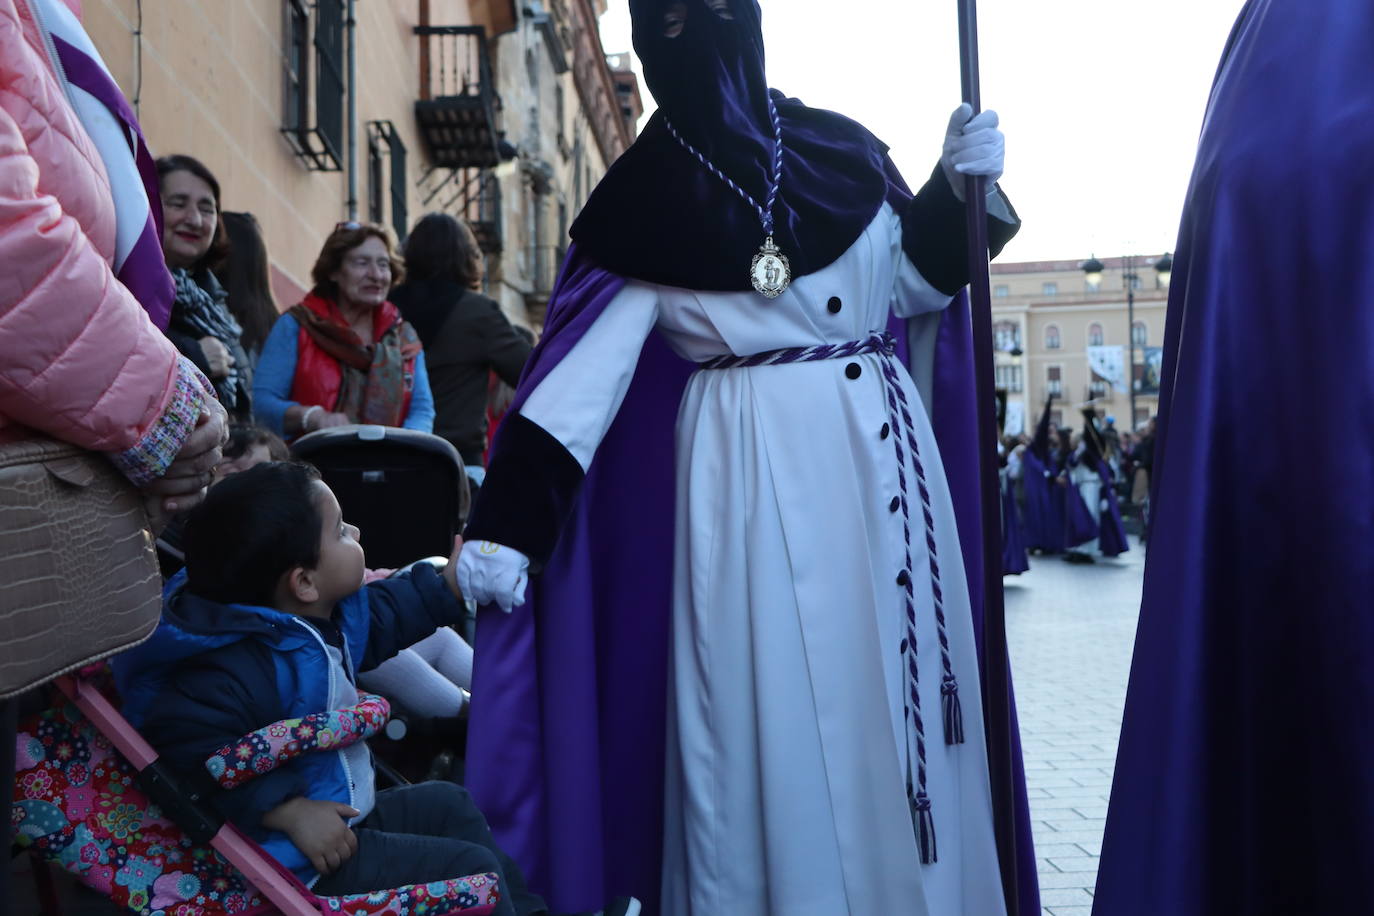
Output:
top-left (414, 26), bottom-right (502, 169)
top-left (420, 168), bottom-right (502, 253)
top-left (466, 172), bottom-right (502, 254)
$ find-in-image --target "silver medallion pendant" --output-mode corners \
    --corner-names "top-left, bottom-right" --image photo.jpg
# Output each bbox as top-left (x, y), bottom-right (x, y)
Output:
top-left (750, 236), bottom-right (792, 300)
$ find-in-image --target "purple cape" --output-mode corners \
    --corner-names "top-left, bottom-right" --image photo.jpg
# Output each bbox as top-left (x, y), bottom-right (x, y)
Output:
top-left (1001, 476), bottom-right (1030, 576)
top-left (1063, 473), bottom-right (1099, 548)
top-left (1019, 452), bottom-right (1065, 554)
top-left (465, 244), bottom-right (1038, 913)
top-left (1095, 1), bottom-right (1374, 912)
top-left (1094, 460), bottom-right (1128, 559)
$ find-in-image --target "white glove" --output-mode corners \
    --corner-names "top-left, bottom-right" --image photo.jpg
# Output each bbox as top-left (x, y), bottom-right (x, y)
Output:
top-left (456, 540), bottom-right (530, 614)
top-left (941, 103), bottom-right (1005, 202)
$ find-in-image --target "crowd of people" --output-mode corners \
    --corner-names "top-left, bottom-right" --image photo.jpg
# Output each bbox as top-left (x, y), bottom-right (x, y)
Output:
top-left (999, 401), bottom-right (1154, 570)
top-left (4, 0), bottom-right (1034, 910)
top-left (2, 0), bottom-right (547, 905)
top-left (144, 159), bottom-right (552, 911)
top-left (9, 0), bottom-right (1365, 912)
top-left (151, 153), bottom-right (533, 485)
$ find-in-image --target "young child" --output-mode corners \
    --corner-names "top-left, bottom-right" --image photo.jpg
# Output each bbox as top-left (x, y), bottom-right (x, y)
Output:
top-left (114, 462), bottom-right (545, 916)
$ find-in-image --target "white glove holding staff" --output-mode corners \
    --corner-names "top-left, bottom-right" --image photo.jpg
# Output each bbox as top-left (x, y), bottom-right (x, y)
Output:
top-left (456, 540), bottom-right (530, 613)
top-left (940, 102), bottom-right (1005, 202)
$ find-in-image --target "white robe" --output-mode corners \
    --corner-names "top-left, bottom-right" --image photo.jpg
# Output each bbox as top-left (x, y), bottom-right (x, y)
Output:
top-left (1070, 450), bottom-right (1103, 554)
top-left (521, 204), bottom-right (1007, 916)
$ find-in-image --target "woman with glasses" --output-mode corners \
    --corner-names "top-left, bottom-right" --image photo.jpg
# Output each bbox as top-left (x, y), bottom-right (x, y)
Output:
top-left (157, 154), bottom-right (254, 420)
top-left (253, 222), bottom-right (435, 438)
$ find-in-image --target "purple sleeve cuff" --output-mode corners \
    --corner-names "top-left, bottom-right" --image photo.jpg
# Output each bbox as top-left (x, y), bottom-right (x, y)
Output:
top-left (108, 356), bottom-right (215, 487)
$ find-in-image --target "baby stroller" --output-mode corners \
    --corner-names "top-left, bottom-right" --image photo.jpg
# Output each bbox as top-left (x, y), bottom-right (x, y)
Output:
top-left (291, 429), bottom-right (475, 784)
top-left (291, 427), bottom-right (470, 571)
top-left (11, 667), bottom-right (501, 915)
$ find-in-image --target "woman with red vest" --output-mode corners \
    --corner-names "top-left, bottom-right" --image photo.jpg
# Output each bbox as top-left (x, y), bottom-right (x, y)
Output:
top-left (254, 222), bottom-right (435, 438)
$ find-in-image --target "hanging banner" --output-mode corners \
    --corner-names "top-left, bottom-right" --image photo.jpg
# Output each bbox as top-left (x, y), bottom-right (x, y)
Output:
top-left (1137, 346), bottom-right (1164, 394)
top-left (1087, 345), bottom-right (1126, 392)
top-left (1003, 400), bottom-right (1025, 436)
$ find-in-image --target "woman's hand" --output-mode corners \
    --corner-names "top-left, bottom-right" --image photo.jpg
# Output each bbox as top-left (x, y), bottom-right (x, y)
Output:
top-left (199, 336), bottom-right (235, 379)
top-left (456, 540), bottom-right (529, 613)
top-left (141, 398), bottom-right (229, 515)
top-left (296, 407), bottom-right (352, 434)
top-left (261, 797), bottom-right (360, 875)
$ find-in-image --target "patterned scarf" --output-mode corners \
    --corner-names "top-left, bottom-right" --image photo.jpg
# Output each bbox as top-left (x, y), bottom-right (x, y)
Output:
top-left (169, 269), bottom-right (250, 414)
top-left (289, 303), bottom-right (421, 427)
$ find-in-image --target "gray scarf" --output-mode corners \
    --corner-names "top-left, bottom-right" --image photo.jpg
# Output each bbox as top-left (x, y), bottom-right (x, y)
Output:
top-left (169, 268), bottom-right (251, 415)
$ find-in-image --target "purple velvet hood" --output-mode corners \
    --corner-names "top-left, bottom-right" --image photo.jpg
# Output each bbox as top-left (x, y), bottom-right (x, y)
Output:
top-left (570, 0), bottom-right (894, 291)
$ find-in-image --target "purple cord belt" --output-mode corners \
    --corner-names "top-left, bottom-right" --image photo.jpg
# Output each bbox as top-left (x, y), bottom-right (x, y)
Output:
top-left (700, 331), bottom-right (964, 865)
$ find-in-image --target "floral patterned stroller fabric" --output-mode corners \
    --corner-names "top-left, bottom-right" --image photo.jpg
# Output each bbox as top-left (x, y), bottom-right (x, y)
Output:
top-left (11, 680), bottom-right (500, 915)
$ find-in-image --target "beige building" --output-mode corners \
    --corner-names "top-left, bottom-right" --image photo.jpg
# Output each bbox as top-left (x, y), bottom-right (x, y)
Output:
top-left (78, 0), bottom-right (639, 330)
top-left (989, 254), bottom-right (1172, 434)
top-left (483, 0), bottom-right (641, 326)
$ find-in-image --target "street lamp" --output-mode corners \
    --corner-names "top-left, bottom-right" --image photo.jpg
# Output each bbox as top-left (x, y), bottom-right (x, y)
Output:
top-left (1155, 252), bottom-right (1173, 288)
top-left (1082, 256), bottom-right (1105, 289)
top-left (1082, 254), bottom-right (1171, 430)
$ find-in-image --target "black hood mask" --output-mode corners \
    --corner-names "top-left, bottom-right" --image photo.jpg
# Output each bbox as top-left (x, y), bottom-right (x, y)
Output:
top-left (569, 0), bottom-right (900, 292)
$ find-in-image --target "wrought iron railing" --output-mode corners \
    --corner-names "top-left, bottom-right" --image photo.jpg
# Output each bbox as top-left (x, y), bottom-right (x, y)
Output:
top-left (413, 25), bottom-right (502, 169)
top-left (416, 25), bottom-right (493, 101)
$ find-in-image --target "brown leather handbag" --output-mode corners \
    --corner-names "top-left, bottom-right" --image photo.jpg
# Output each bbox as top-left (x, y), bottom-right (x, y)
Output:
top-left (0, 437), bottom-right (162, 699)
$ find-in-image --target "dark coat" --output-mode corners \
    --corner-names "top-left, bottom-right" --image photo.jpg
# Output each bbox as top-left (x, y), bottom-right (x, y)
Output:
top-left (391, 279), bottom-right (532, 465)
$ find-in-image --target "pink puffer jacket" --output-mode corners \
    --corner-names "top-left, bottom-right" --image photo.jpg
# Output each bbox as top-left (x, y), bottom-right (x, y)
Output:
top-left (0, 0), bottom-right (184, 462)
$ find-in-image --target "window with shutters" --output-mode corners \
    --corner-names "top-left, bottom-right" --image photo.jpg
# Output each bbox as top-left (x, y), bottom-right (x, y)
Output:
top-left (995, 364), bottom-right (1023, 392)
top-left (993, 321), bottom-right (1021, 352)
top-left (280, 0), bottom-right (344, 171)
top-left (366, 121), bottom-right (409, 241)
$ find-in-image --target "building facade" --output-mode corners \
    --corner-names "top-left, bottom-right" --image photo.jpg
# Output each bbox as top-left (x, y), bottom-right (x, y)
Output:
top-left (483, 0), bottom-right (641, 326)
top-left (989, 255), bottom-right (1171, 434)
top-left (78, 0), bottom-right (640, 331)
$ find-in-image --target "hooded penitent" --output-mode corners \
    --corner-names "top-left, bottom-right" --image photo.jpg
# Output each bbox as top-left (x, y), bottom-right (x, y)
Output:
top-left (1095, 1), bottom-right (1374, 912)
top-left (464, 2), bottom-right (1038, 913)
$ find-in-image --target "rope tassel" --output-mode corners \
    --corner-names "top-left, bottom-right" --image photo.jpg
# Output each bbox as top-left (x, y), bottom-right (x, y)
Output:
top-left (911, 793), bottom-right (938, 864)
top-left (941, 677), bottom-right (966, 745)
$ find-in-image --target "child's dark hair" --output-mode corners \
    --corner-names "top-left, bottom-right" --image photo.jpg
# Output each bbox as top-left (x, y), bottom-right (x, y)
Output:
top-left (183, 462), bottom-right (323, 606)
top-left (224, 424), bottom-right (290, 463)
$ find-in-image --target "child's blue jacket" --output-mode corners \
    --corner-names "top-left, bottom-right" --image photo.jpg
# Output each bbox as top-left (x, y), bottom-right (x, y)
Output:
top-left (113, 564), bottom-right (462, 882)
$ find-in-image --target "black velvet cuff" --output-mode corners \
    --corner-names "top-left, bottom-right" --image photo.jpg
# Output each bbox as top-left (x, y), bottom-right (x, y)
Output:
top-left (902, 162), bottom-right (1022, 296)
top-left (463, 412), bottom-right (585, 571)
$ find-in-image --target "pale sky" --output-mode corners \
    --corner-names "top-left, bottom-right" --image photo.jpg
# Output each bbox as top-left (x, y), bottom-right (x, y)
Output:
top-left (597, 0), bottom-right (1247, 263)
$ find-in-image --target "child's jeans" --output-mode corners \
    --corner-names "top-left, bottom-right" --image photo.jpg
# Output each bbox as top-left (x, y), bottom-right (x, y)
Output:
top-left (311, 781), bottom-right (546, 916)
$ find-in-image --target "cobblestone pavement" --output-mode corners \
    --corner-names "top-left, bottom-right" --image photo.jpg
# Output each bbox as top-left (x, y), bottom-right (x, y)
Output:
top-left (1005, 540), bottom-right (1145, 916)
